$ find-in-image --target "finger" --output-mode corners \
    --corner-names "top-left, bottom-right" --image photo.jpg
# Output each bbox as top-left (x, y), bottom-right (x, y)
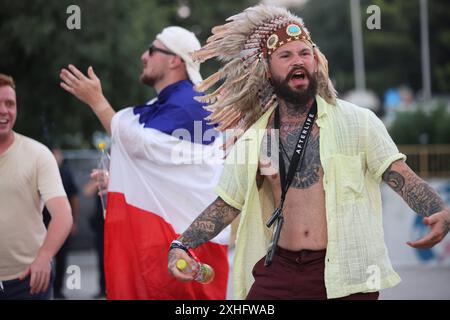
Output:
top-left (172, 255), bottom-right (199, 280)
top-left (171, 268), bottom-right (195, 282)
top-left (41, 272), bottom-right (50, 294)
top-left (37, 270), bottom-right (48, 294)
top-left (19, 267), bottom-right (30, 281)
top-left (34, 271), bottom-right (45, 294)
top-left (87, 66), bottom-right (98, 80)
top-left (423, 214), bottom-right (439, 226)
top-left (91, 169), bottom-right (107, 179)
top-left (68, 64), bottom-right (87, 81)
top-left (60, 70), bottom-right (76, 87)
top-left (407, 233), bottom-right (439, 249)
top-left (183, 256), bottom-right (199, 272)
top-left (62, 68), bottom-right (79, 82)
top-left (29, 271), bottom-right (37, 294)
top-left (169, 259), bottom-right (196, 281)
top-left (90, 170), bottom-right (100, 179)
top-left (36, 271), bottom-right (47, 294)
top-left (32, 272), bottom-right (42, 294)
top-left (60, 82), bottom-right (75, 94)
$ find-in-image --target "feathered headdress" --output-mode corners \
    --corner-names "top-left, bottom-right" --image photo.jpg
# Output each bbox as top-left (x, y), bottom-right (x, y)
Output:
top-left (192, 5), bottom-right (337, 149)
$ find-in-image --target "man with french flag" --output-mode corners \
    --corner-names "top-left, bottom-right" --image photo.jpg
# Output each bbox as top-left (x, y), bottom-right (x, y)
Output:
top-left (59, 26), bottom-right (230, 299)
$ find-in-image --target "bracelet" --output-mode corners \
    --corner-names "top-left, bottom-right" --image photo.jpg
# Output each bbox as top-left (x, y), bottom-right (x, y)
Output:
top-left (169, 240), bottom-right (189, 253)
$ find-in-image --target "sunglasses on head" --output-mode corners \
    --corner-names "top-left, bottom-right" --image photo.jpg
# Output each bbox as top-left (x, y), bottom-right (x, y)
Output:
top-left (148, 45), bottom-right (175, 56)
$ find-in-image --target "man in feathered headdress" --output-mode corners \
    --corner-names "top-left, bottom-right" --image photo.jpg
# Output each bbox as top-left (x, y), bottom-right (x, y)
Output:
top-left (168, 5), bottom-right (450, 299)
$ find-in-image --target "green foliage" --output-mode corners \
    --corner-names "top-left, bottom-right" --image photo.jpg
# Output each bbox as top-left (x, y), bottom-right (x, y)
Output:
top-left (0, 0), bottom-right (256, 148)
top-left (1, 0), bottom-right (449, 148)
top-left (299, 0), bottom-right (450, 98)
top-left (295, 0), bottom-right (354, 92)
top-left (388, 102), bottom-right (450, 144)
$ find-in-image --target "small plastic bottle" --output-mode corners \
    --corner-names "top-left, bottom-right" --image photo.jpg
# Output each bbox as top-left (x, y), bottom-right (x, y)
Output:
top-left (97, 142), bottom-right (110, 219)
top-left (176, 259), bottom-right (215, 284)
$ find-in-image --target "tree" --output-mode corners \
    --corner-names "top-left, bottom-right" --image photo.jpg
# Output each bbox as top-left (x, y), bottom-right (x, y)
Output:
top-left (0, 0), bottom-right (168, 147)
top-left (297, 0), bottom-right (450, 99)
top-left (2, 0), bottom-right (448, 147)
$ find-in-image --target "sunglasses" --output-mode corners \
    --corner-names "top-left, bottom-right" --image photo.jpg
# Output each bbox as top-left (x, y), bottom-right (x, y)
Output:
top-left (148, 45), bottom-right (176, 56)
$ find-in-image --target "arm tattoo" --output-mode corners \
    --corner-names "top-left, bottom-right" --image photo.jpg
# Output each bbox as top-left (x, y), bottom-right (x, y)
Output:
top-left (383, 164), bottom-right (446, 217)
top-left (444, 219), bottom-right (450, 234)
top-left (178, 197), bottom-right (240, 249)
top-left (383, 170), bottom-right (405, 192)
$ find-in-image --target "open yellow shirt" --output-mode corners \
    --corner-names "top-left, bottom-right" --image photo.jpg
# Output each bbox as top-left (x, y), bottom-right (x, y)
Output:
top-left (215, 95), bottom-right (406, 299)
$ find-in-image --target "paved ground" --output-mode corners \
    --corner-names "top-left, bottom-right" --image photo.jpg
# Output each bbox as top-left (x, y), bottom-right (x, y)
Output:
top-left (62, 250), bottom-right (103, 300)
top-left (61, 250), bottom-right (450, 300)
top-left (380, 265), bottom-right (450, 300)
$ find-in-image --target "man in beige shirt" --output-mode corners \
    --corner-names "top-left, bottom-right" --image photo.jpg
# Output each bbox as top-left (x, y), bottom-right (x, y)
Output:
top-left (0, 74), bottom-right (73, 299)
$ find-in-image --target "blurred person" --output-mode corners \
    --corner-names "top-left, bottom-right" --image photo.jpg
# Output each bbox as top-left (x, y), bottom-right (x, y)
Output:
top-left (42, 145), bottom-right (80, 299)
top-left (0, 74), bottom-right (73, 300)
top-left (83, 177), bottom-right (106, 299)
top-left (168, 5), bottom-right (450, 300)
top-left (60, 26), bottom-right (230, 299)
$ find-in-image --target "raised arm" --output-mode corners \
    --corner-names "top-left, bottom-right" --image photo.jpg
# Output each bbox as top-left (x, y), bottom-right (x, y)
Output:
top-left (60, 65), bottom-right (115, 135)
top-left (382, 160), bottom-right (450, 248)
top-left (168, 196), bottom-right (240, 281)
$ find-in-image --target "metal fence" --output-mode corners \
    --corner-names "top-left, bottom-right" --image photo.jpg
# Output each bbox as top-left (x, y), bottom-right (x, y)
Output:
top-left (399, 144), bottom-right (450, 178)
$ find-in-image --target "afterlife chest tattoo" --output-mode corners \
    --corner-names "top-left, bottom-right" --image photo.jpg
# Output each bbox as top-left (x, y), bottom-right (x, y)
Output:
top-left (281, 122), bottom-right (321, 189)
top-left (261, 116), bottom-right (322, 190)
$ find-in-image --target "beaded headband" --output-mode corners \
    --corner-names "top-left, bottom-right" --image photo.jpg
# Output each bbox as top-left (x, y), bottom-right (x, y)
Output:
top-left (262, 23), bottom-right (314, 57)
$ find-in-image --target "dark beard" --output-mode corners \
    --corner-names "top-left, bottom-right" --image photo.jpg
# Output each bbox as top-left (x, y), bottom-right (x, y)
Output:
top-left (140, 73), bottom-right (155, 87)
top-left (272, 68), bottom-right (318, 108)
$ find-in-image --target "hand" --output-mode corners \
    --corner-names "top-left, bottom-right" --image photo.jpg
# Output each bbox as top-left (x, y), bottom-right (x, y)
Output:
top-left (168, 248), bottom-right (199, 282)
top-left (90, 169), bottom-right (109, 194)
top-left (60, 65), bottom-right (106, 110)
top-left (18, 255), bottom-right (52, 295)
top-left (408, 210), bottom-right (450, 249)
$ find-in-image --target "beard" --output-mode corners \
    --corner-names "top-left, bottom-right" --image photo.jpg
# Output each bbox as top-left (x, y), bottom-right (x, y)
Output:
top-left (140, 72), bottom-right (156, 87)
top-left (272, 67), bottom-right (318, 107)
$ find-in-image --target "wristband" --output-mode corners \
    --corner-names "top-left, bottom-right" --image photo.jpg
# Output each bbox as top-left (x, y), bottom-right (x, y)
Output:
top-left (169, 240), bottom-right (189, 253)
top-left (169, 240), bottom-right (200, 262)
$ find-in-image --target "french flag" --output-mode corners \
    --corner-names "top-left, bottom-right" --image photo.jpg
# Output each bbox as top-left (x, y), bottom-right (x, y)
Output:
top-left (104, 106), bottom-right (230, 300)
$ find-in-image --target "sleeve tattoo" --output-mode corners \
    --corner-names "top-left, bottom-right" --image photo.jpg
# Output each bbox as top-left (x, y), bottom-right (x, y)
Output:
top-left (382, 162), bottom-right (446, 217)
top-left (178, 197), bottom-right (240, 249)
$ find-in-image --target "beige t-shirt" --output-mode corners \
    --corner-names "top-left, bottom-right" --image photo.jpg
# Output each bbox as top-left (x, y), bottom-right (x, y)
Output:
top-left (0, 132), bottom-right (66, 281)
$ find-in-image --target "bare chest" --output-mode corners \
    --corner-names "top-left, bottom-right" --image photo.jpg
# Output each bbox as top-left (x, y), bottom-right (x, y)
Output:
top-left (258, 121), bottom-right (328, 250)
top-left (258, 120), bottom-right (323, 193)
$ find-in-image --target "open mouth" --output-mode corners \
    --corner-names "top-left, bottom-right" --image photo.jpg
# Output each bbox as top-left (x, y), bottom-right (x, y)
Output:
top-left (0, 119), bottom-right (9, 125)
top-left (290, 70), bottom-right (306, 80)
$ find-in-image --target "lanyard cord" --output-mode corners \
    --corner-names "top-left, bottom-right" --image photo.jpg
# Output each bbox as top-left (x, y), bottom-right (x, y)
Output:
top-left (266, 99), bottom-right (318, 228)
top-left (264, 100), bottom-right (318, 267)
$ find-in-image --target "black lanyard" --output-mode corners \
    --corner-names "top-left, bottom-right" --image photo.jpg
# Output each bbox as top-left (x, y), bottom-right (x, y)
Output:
top-left (265, 100), bottom-right (318, 266)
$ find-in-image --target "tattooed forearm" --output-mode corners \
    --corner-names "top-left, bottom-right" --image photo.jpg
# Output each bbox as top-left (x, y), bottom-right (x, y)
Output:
top-left (383, 170), bottom-right (405, 192)
top-left (178, 197), bottom-right (240, 249)
top-left (444, 218), bottom-right (450, 235)
top-left (383, 162), bottom-right (446, 217)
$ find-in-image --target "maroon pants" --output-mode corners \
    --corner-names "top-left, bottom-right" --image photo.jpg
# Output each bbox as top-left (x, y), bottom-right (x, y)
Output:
top-left (246, 246), bottom-right (379, 300)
